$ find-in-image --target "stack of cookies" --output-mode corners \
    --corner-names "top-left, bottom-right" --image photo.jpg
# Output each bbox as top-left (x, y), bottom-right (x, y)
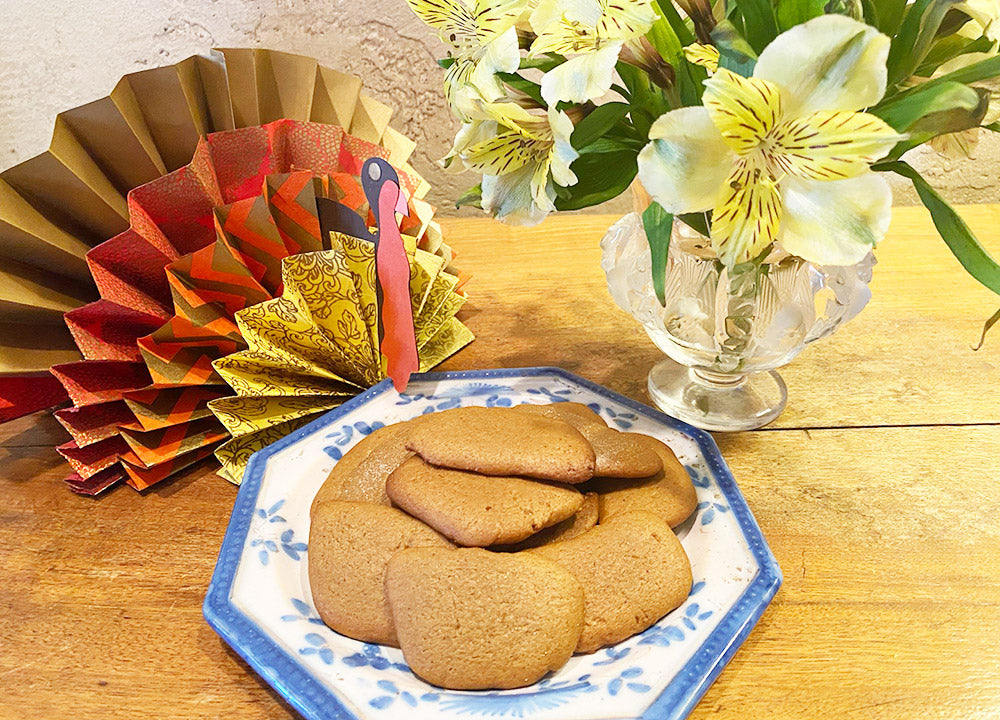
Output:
top-left (308, 403), bottom-right (698, 690)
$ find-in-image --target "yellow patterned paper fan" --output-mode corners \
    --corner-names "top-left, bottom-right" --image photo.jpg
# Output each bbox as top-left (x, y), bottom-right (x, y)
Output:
top-left (208, 231), bottom-right (472, 482)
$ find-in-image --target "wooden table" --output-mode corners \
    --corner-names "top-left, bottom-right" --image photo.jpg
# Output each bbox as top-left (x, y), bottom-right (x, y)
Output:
top-left (2, 207), bottom-right (998, 719)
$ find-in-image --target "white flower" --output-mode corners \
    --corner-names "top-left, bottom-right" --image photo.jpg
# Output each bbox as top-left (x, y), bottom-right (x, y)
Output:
top-left (407, 0), bottom-right (525, 120)
top-left (448, 103), bottom-right (579, 224)
top-left (637, 15), bottom-right (903, 267)
top-left (528, 0), bottom-right (658, 105)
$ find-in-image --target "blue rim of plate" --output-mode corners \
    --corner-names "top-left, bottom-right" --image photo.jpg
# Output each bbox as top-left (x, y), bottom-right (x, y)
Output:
top-left (204, 366), bottom-right (782, 720)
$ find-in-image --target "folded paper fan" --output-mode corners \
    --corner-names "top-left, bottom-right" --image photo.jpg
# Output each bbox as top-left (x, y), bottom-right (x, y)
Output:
top-left (51, 124), bottom-right (461, 495)
top-left (209, 234), bottom-right (473, 483)
top-left (0, 47), bottom-right (444, 422)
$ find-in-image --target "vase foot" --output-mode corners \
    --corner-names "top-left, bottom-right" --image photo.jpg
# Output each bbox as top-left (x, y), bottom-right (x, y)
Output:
top-left (647, 359), bottom-right (787, 432)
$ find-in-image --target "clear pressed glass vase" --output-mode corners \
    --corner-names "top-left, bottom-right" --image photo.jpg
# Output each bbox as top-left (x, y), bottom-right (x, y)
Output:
top-left (601, 213), bottom-right (875, 431)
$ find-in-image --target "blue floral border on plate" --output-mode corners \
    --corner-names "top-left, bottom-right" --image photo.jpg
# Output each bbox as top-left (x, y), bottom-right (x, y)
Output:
top-left (204, 366), bottom-right (782, 720)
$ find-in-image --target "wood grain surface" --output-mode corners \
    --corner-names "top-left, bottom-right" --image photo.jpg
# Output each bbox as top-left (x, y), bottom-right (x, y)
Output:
top-left (1, 206), bottom-right (998, 720)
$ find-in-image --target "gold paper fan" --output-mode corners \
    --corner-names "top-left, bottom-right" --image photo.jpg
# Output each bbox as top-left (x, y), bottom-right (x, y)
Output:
top-left (0, 47), bottom-right (439, 377)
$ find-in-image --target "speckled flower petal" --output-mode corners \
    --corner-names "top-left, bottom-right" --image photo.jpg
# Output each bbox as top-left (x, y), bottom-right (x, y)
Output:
top-left (530, 0), bottom-right (655, 54)
top-left (769, 111), bottom-right (902, 181)
top-left (703, 69), bottom-right (783, 155)
top-left (637, 106), bottom-right (735, 213)
top-left (753, 15), bottom-right (890, 117)
top-left (778, 174), bottom-right (892, 266)
top-left (407, 0), bottom-right (524, 52)
top-left (460, 131), bottom-right (541, 176)
top-left (683, 43), bottom-right (720, 72)
top-left (710, 154), bottom-right (782, 266)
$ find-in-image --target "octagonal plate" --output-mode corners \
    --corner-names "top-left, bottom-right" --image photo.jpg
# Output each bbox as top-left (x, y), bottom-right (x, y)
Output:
top-left (204, 367), bottom-right (781, 720)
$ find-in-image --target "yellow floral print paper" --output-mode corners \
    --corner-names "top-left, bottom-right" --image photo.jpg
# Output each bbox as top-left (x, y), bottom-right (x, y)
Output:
top-left (208, 238), bottom-right (472, 482)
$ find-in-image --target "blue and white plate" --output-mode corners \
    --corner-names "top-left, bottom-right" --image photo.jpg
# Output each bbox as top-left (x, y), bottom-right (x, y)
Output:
top-left (204, 367), bottom-right (781, 720)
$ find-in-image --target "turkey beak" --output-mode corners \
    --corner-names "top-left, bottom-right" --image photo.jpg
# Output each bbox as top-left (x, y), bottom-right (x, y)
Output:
top-left (394, 184), bottom-right (410, 217)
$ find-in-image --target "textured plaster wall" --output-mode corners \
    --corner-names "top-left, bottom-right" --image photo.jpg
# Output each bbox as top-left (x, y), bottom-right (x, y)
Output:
top-left (1, 0), bottom-right (997, 215)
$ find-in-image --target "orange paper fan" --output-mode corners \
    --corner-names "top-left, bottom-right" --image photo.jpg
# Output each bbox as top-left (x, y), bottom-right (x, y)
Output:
top-left (53, 121), bottom-right (456, 495)
top-left (0, 47), bottom-right (436, 422)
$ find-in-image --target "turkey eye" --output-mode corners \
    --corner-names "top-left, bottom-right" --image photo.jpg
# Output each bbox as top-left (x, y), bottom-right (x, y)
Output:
top-left (368, 163), bottom-right (382, 182)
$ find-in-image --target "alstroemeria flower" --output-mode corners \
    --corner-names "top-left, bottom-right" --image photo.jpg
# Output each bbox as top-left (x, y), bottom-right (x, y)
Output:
top-left (407, 0), bottom-right (525, 120)
top-left (448, 103), bottom-right (579, 224)
top-left (529, 0), bottom-right (658, 105)
top-left (638, 15), bottom-right (903, 267)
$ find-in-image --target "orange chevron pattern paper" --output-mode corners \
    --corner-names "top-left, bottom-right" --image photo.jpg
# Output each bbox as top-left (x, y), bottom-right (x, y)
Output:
top-left (27, 52), bottom-right (468, 496)
top-left (49, 118), bottom-right (441, 495)
top-left (2, 48), bottom-right (453, 424)
top-left (50, 122), bottom-right (458, 496)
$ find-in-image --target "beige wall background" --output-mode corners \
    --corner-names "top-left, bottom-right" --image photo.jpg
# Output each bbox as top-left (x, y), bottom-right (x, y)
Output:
top-left (1, 0), bottom-right (997, 216)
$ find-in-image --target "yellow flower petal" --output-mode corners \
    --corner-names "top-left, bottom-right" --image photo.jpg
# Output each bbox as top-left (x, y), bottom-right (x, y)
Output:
top-left (530, 0), bottom-right (655, 55)
top-left (596, 0), bottom-right (658, 41)
top-left (711, 155), bottom-right (782, 266)
top-left (767, 111), bottom-right (902, 181)
top-left (683, 43), bottom-right (719, 73)
top-left (406, 0), bottom-right (522, 51)
top-left (703, 68), bottom-right (783, 156)
top-left (460, 131), bottom-right (545, 176)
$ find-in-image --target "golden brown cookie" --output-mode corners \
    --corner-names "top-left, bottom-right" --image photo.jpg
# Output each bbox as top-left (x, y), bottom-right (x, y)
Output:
top-left (308, 501), bottom-right (452, 646)
top-left (513, 403), bottom-right (661, 478)
top-left (530, 510), bottom-right (692, 653)
top-left (592, 434), bottom-right (698, 528)
top-left (493, 492), bottom-right (600, 551)
top-left (511, 401), bottom-right (607, 428)
top-left (311, 418), bottom-right (427, 511)
top-left (310, 425), bottom-right (391, 515)
top-left (385, 547), bottom-right (584, 689)
top-left (405, 406), bottom-right (596, 483)
top-left (386, 456), bottom-right (584, 546)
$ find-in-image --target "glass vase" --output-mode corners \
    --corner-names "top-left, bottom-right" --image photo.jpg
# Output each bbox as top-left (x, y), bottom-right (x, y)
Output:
top-left (600, 214), bottom-right (875, 431)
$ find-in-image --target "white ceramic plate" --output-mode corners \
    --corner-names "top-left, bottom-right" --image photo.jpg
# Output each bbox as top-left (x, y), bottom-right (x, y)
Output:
top-left (204, 367), bottom-right (781, 720)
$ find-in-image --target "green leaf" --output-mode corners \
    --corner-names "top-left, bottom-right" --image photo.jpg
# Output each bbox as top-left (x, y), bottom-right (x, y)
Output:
top-left (710, 19), bottom-right (758, 77)
top-left (972, 305), bottom-right (1000, 350)
top-left (887, 0), bottom-right (958, 88)
top-left (554, 151), bottom-right (638, 211)
top-left (914, 34), bottom-right (995, 77)
top-left (679, 212), bottom-right (711, 237)
top-left (497, 73), bottom-right (545, 106)
top-left (454, 183), bottom-right (482, 210)
top-left (877, 161), bottom-right (1000, 302)
top-left (577, 137), bottom-right (643, 154)
top-left (859, 0), bottom-right (880, 27)
top-left (774, 0), bottom-right (827, 31)
top-left (875, 0), bottom-right (908, 33)
top-left (986, 121), bottom-right (1000, 133)
top-left (736, 0), bottom-right (780, 53)
top-left (643, 202), bottom-right (674, 306)
top-left (654, 0), bottom-right (697, 45)
top-left (571, 103), bottom-right (631, 149)
top-left (437, 57), bottom-right (455, 69)
top-left (874, 81), bottom-right (986, 132)
top-left (519, 56), bottom-right (563, 72)
top-left (616, 63), bottom-right (671, 138)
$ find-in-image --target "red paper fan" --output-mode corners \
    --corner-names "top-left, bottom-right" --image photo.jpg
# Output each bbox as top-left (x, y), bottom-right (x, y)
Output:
top-left (0, 47), bottom-right (433, 422)
top-left (52, 120), bottom-right (450, 495)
